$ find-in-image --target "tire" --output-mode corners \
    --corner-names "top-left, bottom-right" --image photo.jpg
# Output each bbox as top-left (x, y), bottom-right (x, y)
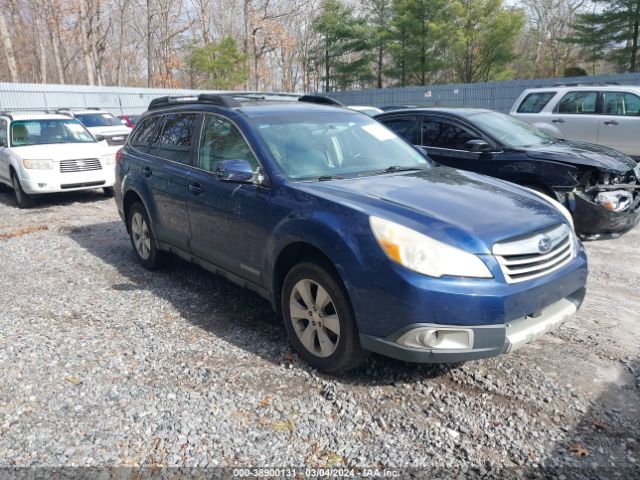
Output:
top-left (127, 202), bottom-right (166, 270)
top-left (103, 186), bottom-right (115, 197)
top-left (281, 262), bottom-right (367, 374)
top-left (11, 171), bottom-right (34, 209)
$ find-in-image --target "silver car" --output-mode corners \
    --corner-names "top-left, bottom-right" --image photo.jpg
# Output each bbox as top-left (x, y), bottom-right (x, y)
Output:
top-left (511, 85), bottom-right (640, 160)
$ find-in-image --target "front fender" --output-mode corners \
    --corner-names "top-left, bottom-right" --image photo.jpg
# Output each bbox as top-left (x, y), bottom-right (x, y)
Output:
top-left (267, 211), bottom-right (372, 316)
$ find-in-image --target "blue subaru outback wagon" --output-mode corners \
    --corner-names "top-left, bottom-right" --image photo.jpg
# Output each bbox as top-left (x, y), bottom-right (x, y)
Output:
top-left (114, 94), bottom-right (588, 373)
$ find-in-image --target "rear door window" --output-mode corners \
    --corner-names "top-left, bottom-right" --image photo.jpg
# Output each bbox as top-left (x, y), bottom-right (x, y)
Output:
top-left (154, 113), bottom-right (198, 165)
top-left (130, 116), bottom-right (161, 152)
top-left (555, 91), bottom-right (598, 114)
top-left (378, 116), bottom-right (419, 144)
top-left (602, 92), bottom-right (640, 116)
top-left (517, 92), bottom-right (556, 113)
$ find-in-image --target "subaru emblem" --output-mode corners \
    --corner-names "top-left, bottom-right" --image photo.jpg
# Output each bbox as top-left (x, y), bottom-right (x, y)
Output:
top-left (538, 236), bottom-right (552, 253)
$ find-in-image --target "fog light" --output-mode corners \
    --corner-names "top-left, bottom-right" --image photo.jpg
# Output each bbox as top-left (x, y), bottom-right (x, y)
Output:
top-left (38, 183), bottom-right (46, 188)
top-left (397, 327), bottom-right (473, 350)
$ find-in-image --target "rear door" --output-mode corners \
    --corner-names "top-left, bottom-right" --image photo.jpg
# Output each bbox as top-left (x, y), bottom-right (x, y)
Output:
top-left (548, 90), bottom-right (600, 142)
top-left (597, 91), bottom-right (640, 156)
top-left (139, 112), bottom-right (199, 251)
top-left (186, 113), bottom-right (270, 284)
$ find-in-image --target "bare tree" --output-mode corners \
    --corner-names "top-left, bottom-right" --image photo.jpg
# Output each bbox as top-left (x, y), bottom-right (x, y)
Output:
top-left (0, 5), bottom-right (18, 82)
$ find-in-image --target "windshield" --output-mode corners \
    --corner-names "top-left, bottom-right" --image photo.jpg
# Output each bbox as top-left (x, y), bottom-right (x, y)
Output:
top-left (251, 112), bottom-right (429, 180)
top-left (11, 119), bottom-right (95, 146)
top-left (470, 111), bottom-right (557, 148)
top-left (75, 112), bottom-right (123, 127)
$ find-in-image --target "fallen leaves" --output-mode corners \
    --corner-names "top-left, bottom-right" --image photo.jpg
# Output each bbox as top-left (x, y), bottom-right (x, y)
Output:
top-left (65, 375), bottom-right (82, 386)
top-left (0, 225), bottom-right (48, 240)
top-left (569, 443), bottom-right (589, 457)
top-left (271, 417), bottom-right (295, 434)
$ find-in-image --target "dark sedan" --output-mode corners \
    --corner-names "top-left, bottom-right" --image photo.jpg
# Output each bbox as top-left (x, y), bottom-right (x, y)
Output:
top-left (376, 108), bottom-right (640, 238)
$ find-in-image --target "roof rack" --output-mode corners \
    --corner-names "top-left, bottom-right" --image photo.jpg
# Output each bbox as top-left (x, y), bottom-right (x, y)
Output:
top-left (533, 82), bottom-right (621, 88)
top-left (148, 94), bottom-right (242, 111)
top-left (298, 94), bottom-right (344, 107)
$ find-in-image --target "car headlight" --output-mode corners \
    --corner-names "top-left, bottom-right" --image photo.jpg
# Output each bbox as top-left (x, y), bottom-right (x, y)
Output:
top-left (101, 153), bottom-right (116, 165)
top-left (22, 159), bottom-right (53, 170)
top-left (369, 216), bottom-right (493, 278)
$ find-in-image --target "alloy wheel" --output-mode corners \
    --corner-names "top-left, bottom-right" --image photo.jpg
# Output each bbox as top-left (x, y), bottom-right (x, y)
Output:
top-left (131, 211), bottom-right (151, 260)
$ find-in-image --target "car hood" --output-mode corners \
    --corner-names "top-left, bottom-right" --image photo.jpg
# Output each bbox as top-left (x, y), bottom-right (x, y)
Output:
top-left (11, 142), bottom-right (110, 160)
top-left (523, 140), bottom-right (636, 173)
top-left (85, 125), bottom-right (132, 136)
top-left (299, 168), bottom-right (567, 254)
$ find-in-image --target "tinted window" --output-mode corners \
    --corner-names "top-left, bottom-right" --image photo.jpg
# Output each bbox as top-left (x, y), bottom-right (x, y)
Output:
top-left (198, 115), bottom-right (258, 172)
top-left (517, 92), bottom-right (556, 113)
top-left (156, 113), bottom-right (197, 164)
top-left (602, 92), bottom-right (640, 116)
top-left (130, 116), bottom-right (161, 151)
top-left (556, 91), bottom-right (598, 114)
top-left (379, 116), bottom-right (419, 144)
top-left (0, 120), bottom-right (7, 146)
top-left (421, 119), bottom-right (477, 150)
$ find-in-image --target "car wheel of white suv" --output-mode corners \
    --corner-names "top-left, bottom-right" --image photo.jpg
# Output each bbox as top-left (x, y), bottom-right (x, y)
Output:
top-left (11, 171), bottom-right (33, 209)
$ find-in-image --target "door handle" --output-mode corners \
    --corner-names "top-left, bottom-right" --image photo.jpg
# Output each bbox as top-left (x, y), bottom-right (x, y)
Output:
top-left (551, 119), bottom-right (565, 123)
top-left (141, 166), bottom-right (152, 177)
top-left (188, 182), bottom-right (204, 194)
top-left (604, 120), bottom-right (619, 126)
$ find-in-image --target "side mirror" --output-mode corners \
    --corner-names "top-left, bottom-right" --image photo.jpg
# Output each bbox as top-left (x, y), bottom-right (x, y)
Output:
top-left (465, 139), bottom-right (492, 153)
top-left (216, 159), bottom-right (255, 183)
top-left (95, 134), bottom-right (106, 142)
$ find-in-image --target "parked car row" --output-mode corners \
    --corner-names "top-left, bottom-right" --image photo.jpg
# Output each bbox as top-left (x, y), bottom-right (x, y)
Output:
top-left (0, 108), bottom-right (134, 207)
top-left (1, 91), bottom-right (636, 374)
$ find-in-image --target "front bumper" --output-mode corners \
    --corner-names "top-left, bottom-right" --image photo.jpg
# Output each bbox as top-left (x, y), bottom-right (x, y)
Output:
top-left (573, 191), bottom-right (640, 238)
top-left (18, 165), bottom-right (116, 194)
top-left (359, 287), bottom-right (586, 363)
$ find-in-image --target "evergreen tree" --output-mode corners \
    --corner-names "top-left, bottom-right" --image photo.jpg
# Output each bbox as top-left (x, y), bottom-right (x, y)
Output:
top-left (188, 37), bottom-right (249, 89)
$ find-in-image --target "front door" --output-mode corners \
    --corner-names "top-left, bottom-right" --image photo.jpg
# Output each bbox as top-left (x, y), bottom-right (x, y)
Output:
top-left (186, 113), bottom-right (270, 285)
top-left (549, 90), bottom-right (600, 142)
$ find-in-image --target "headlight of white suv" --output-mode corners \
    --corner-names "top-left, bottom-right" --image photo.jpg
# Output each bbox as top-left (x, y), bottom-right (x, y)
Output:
top-left (101, 153), bottom-right (116, 165)
top-left (369, 216), bottom-right (493, 278)
top-left (22, 159), bottom-right (53, 170)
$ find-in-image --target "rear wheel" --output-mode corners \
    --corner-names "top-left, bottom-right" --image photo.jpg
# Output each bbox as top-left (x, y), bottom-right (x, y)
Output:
top-left (281, 262), bottom-right (367, 374)
top-left (11, 171), bottom-right (33, 209)
top-left (127, 202), bottom-right (166, 269)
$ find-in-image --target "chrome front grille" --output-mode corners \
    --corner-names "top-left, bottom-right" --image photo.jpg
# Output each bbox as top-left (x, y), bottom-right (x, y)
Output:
top-left (105, 135), bottom-right (128, 146)
top-left (59, 158), bottom-right (102, 173)
top-left (493, 224), bottom-right (575, 284)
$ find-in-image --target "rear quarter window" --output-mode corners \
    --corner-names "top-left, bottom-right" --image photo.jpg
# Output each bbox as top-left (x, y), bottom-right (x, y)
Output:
top-left (130, 116), bottom-right (162, 152)
top-left (517, 92), bottom-right (556, 113)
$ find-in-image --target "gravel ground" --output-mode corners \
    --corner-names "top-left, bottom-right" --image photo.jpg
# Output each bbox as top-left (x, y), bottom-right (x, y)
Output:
top-left (0, 189), bottom-right (638, 478)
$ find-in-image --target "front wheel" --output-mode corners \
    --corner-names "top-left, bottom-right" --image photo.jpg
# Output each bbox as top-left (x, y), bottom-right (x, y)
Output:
top-left (11, 172), bottom-right (34, 209)
top-left (281, 262), bottom-right (367, 374)
top-left (127, 202), bottom-right (166, 270)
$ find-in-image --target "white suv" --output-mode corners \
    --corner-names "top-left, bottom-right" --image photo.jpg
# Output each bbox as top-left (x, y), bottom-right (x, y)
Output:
top-left (57, 108), bottom-right (132, 152)
top-left (0, 112), bottom-right (117, 208)
top-left (511, 85), bottom-right (640, 160)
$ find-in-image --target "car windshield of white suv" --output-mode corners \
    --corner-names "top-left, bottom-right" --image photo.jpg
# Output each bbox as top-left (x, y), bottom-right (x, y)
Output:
top-left (75, 112), bottom-right (123, 127)
top-left (252, 111), bottom-right (430, 180)
top-left (470, 111), bottom-right (557, 148)
top-left (11, 119), bottom-right (96, 147)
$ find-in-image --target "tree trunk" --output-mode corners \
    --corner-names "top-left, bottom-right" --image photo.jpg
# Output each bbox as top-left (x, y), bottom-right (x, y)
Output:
top-left (377, 42), bottom-right (383, 88)
top-left (0, 10), bottom-right (18, 82)
top-left (79, 1), bottom-right (96, 85)
top-left (325, 44), bottom-right (330, 92)
top-left (631, 1), bottom-right (640, 72)
top-left (147, 0), bottom-right (153, 87)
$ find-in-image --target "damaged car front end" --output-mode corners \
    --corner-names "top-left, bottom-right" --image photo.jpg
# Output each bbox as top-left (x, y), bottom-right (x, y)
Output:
top-left (572, 164), bottom-right (640, 239)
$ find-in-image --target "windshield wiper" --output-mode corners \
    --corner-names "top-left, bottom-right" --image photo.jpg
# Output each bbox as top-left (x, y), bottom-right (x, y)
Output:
top-left (361, 166), bottom-right (426, 176)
